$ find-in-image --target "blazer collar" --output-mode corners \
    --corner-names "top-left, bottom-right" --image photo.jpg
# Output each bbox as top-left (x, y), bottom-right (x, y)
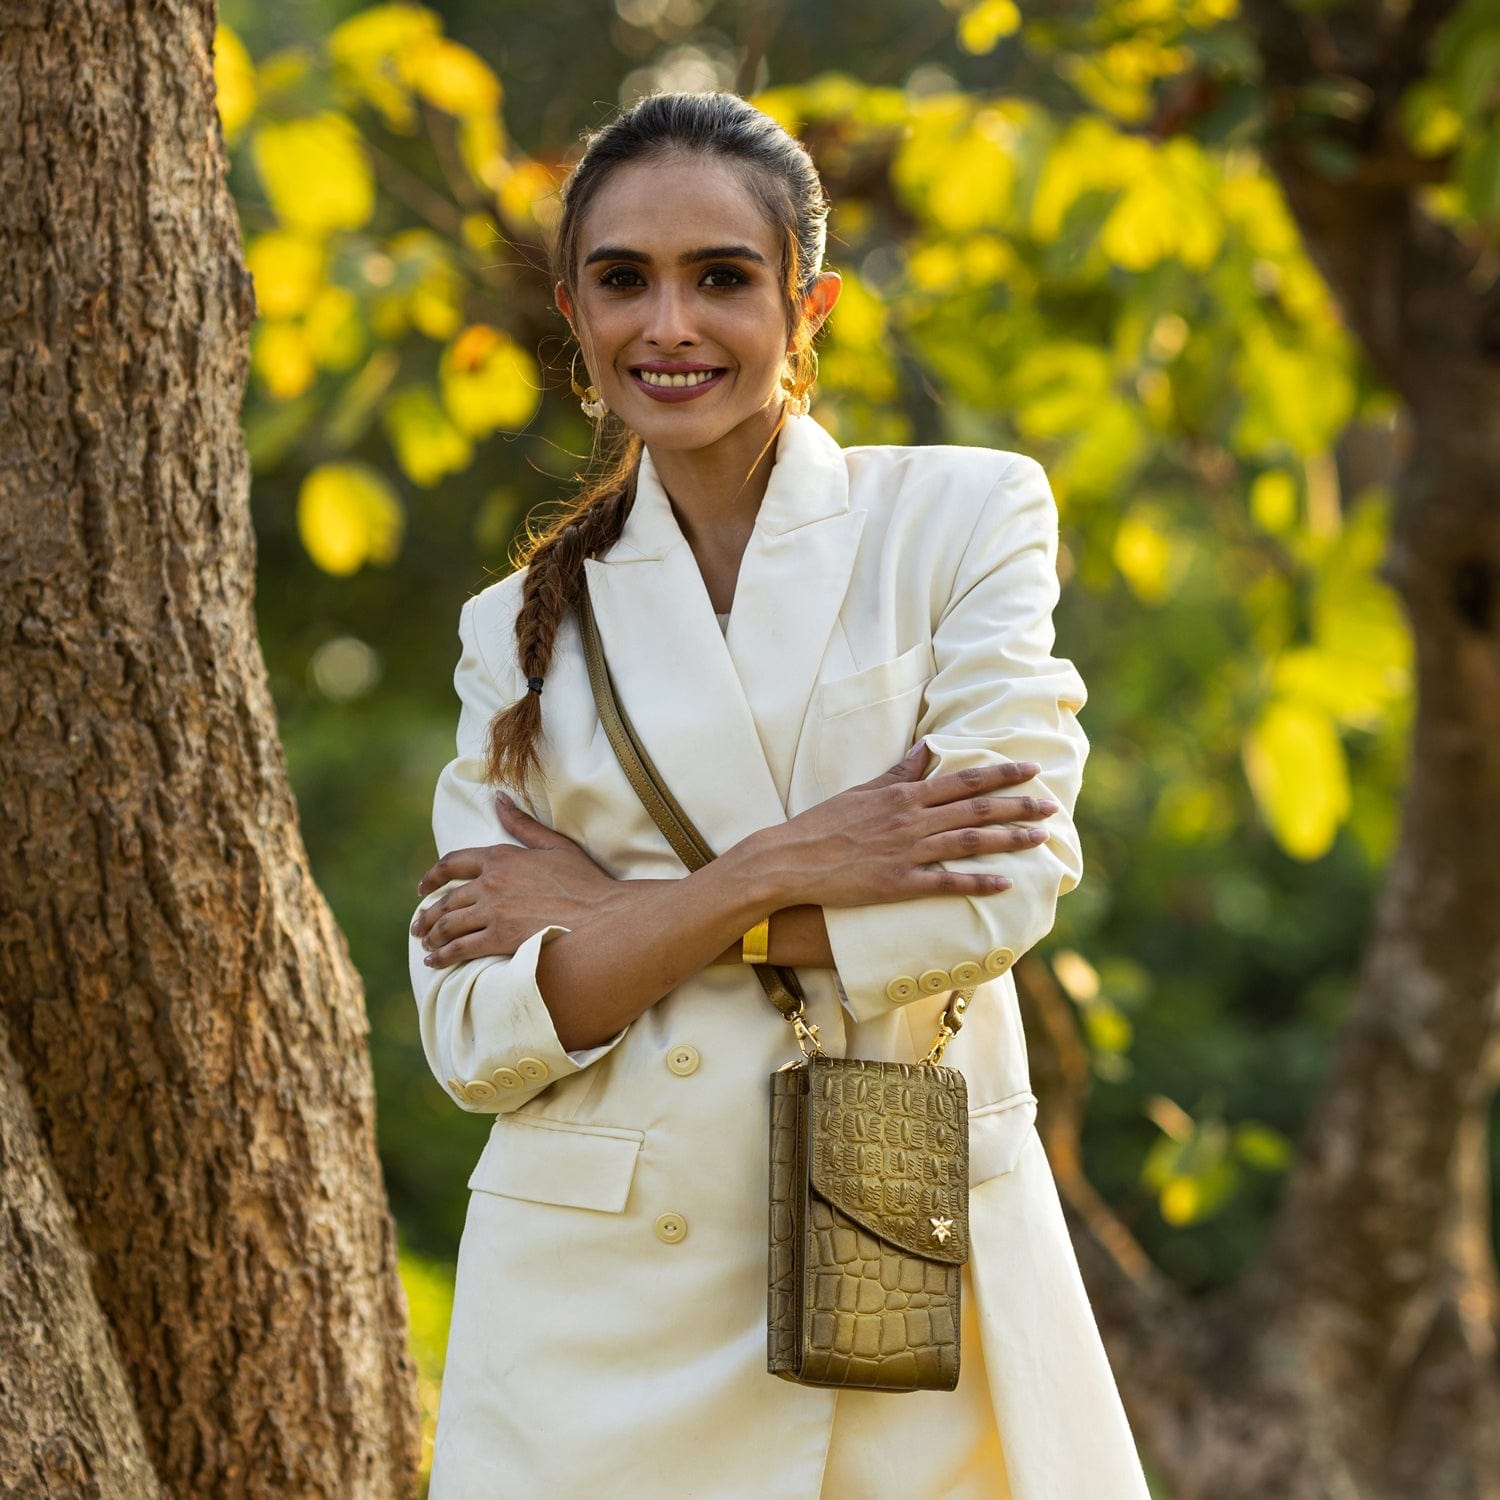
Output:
top-left (583, 411), bottom-right (865, 848)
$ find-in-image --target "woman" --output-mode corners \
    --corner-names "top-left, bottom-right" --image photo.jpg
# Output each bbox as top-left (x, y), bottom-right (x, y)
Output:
top-left (408, 90), bottom-right (1149, 1500)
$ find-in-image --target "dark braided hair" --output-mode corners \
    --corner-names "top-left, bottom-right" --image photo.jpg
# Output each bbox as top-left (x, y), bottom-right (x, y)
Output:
top-left (484, 90), bottom-right (833, 795)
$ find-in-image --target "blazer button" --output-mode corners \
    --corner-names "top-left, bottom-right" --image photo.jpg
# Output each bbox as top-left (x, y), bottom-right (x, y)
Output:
top-left (666, 1045), bottom-right (700, 1077)
top-left (654, 1212), bottom-right (688, 1244)
top-left (983, 946), bottom-right (1016, 975)
top-left (950, 961), bottom-right (985, 987)
top-left (491, 1067), bottom-right (523, 1090)
top-left (516, 1057), bottom-right (549, 1083)
top-left (885, 976), bottom-right (919, 1003)
top-left (463, 1079), bottom-right (498, 1104)
top-left (918, 968), bottom-right (951, 994)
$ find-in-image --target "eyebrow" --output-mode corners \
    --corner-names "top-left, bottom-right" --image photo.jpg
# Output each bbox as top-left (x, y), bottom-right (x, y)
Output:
top-left (581, 243), bottom-right (770, 269)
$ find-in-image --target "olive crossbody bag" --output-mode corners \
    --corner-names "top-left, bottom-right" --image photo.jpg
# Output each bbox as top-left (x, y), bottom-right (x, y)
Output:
top-left (577, 578), bottom-right (978, 1393)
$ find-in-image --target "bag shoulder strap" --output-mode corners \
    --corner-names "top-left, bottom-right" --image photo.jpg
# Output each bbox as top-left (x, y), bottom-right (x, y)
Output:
top-left (575, 578), bottom-right (808, 1028)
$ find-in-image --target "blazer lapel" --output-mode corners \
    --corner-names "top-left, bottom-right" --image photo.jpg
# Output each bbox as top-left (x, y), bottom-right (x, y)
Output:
top-left (582, 412), bottom-right (864, 855)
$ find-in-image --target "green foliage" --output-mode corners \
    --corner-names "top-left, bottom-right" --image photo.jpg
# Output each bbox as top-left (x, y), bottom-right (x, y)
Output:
top-left (219, 0), bottom-right (1479, 1321)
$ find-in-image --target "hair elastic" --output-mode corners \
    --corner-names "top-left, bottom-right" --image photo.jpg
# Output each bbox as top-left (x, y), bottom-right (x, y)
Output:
top-left (527, 676), bottom-right (544, 694)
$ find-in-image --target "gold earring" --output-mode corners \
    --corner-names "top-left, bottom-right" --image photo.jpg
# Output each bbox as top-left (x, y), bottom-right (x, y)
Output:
top-left (570, 350), bottom-right (608, 421)
top-left (780, 347), bottom-right (817, 417)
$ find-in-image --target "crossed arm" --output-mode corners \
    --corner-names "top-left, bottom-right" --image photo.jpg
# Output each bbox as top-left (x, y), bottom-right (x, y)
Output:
top-left (410, 749), bottom-right (1055, 1052)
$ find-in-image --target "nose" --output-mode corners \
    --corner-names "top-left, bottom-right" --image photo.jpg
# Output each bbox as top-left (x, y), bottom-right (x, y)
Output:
top-left (641, 282), bottom-right (700, 351)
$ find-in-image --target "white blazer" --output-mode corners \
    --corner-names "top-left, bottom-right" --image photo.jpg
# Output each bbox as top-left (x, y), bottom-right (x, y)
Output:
top-left (410, 410), bottom-right (1150, 1499)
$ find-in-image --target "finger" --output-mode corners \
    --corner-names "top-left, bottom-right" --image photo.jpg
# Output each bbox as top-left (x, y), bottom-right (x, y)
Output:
top-left (918, 789), bottom-right (1060, 835)
top-left (910, 762), bottom-right (1049, 810)
top-left (411, 886), bottom-right (477, 940)
top-left (417, 848), bottom-right (487, 896)
top-left (895, 867), bottom-right (1013, 897)
top-left (916, 824), bottom-right (1053, 861)
top-left (495, 792), bottom-right (567, 850)
top-left (860, 740), bottom-right (932, 789)
top-left (419, 902), bottom-right (487, 953)
top-left (423, 929), bottom-right (518, 968)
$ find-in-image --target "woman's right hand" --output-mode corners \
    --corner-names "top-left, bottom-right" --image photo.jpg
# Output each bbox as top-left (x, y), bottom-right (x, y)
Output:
top-left (752, 741), bottom-right (1059, 911)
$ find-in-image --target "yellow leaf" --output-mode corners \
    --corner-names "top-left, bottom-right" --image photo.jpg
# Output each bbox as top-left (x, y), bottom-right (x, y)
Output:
top-left (383, 386), bottom-right (473, 486)
top-left (1159, 1177), bottom-right (1200, 1225)
top-left (496, 158), bottom-right (563, 233)
top-left (894, 99), bottom-right (1016, 233)
top-left (1101, 138), bottom-right (1222, 271)
top-left (440, 325), bottom-right (541, 437)
top-left (458, 112), bottom-right (507, 191)
top-left (298, 464), bottom-right (405, 575)
top-left (1243, 697), bottom-right (1350, 859)
top-left (252, 112), bottom-right (373, 232)
top-left (328, 2), bottom-right (442, 131)
top-left (399, 36), bottom-right (502, 117)
top-left (957, 0), bottom-right (1021, 56)
top-left (826, 272), bottom-right (887, 349)
top-left (1112, 504), bottom-right (1192, 604)
top-left (1082, 1002), bottom-right (1133, 1055)
top-left (1032, 118), bottom-right (1144, 242)
top-left (245, 231), bottom-right (325, 320)
top-left (1010, 343), bottom-right (1115, 438)
top-left (252, 322), bottom-right (316, 400)
top-left (213, 25), bottom-right (257, 142)
top-left (303, 286), bottom-right (364, 370)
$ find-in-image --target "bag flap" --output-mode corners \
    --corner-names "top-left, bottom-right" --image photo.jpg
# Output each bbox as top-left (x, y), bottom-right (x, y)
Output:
top-left (804, 1056), bottom-right (969, 1264)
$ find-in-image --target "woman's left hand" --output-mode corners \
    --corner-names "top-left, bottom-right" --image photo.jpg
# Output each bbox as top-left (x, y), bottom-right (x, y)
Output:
top-left (412, 793), bottom-right (621, 967)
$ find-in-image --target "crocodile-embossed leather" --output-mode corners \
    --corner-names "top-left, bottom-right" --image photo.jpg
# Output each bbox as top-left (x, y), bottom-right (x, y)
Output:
top-left (768, 1056), bottom-right (969, 1392)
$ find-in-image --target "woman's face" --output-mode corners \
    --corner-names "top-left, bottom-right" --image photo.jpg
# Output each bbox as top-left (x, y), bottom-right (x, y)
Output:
top-left (556, 150), bottom-right (838, 456)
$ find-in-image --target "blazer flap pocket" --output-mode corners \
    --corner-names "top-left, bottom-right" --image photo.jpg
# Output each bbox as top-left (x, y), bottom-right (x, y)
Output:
top-left (819, 640), bottom-right (937, 719)
top-left (968, 1089), bottom-right (1038, 1187)
top-left (468, 1115), bottom-right (645, 1213)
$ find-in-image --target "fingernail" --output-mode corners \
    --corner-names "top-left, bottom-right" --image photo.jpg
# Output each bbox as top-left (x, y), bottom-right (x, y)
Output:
top-left (1038, 800), bottom-right (1060, 814)
top-left (1016, 762), bottom-right (1041, 775)
top-left (905, 741), bottom-right (926, 759)
top-left (1026, 828), bottom-right (1049, 843)
top-left (410, 921), bottom-right (420, 935)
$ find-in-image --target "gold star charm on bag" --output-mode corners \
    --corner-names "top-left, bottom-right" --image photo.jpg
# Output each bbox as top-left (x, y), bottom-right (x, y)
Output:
top-left (929, 1216), bottom-right (954, 1244)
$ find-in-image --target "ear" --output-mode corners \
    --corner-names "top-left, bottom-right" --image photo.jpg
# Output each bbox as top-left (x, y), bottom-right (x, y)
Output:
top-left (795, 270), bottom-right (842, 346)
top-left (555, 279), bottom-right (575, 328)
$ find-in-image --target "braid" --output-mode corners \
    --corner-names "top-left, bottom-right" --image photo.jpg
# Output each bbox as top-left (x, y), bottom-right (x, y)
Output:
top-left (483, 442), bottom-right (640, 795)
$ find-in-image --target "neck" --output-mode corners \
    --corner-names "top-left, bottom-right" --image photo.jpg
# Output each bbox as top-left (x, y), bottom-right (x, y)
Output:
top-left (644, 403), bottom-right (786, 556)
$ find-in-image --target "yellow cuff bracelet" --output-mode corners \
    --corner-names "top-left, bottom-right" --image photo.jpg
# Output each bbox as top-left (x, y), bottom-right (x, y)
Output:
top-left (741, 917), bottom-right (770, 965)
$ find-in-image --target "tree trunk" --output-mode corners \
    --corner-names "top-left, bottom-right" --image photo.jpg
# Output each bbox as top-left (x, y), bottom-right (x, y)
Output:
top-left (1022, 3), bottom-right (1500, 1494)
top-left (0, 4), bottom-right (420, 1495)
top-left (0, 1022), bottom-right (162, 1500)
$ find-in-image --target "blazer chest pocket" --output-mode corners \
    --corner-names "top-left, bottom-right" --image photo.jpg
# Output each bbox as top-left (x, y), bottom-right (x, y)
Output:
top-left (468, 1114), bottom-right (644, 1214)
top-left (814, 639), bottom-right (937, 791)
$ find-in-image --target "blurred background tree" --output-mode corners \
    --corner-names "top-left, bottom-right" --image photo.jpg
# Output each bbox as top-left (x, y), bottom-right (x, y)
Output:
top-left (214, 0), bottom-right (1499, 1492)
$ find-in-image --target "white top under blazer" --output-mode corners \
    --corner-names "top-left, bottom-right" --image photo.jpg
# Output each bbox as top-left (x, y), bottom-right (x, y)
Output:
top-left (410, 409), bottom-right (1151, 1499)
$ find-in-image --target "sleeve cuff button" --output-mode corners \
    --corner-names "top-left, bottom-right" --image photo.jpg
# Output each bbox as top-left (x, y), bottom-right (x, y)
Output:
top-left (983, 947), bottom-right (1016, 975)
top-left (886, 976), bottom-right (920, 1002)
top-left (951, 961), bottom-right (985, 986)
top-left (918, 968), bottom-right (951, 993)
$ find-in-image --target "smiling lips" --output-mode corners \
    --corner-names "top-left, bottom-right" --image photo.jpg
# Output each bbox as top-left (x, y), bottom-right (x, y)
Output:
top-left (629, 364), bottom-right (728, 402)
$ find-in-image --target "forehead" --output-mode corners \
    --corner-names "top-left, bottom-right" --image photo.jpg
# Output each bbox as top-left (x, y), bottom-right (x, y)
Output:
top-left (575, 152), bottom-right (779, 265)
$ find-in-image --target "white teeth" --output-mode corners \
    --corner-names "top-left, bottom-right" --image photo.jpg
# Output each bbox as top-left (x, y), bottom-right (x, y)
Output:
top-left (637, 368), bottom-right (720, 387)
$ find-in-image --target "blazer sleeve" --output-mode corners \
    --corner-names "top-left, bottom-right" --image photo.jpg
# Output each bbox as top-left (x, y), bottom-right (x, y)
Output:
top-left (409, 591), bottom-right (629, 1114)
top-left (821, 455), bottom-right (1089, 1026)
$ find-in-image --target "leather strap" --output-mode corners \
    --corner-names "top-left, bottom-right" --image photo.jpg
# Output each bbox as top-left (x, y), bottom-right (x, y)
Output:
top-left (576, 569), bottom-right (976, 1057)
top-left (577, 579), bottom-right (806, 1024)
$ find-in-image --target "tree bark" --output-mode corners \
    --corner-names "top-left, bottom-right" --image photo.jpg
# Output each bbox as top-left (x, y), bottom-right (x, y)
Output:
top-left (0, 3), bottom-right (420, 1495)
top-left (0, 1021), bottom-right (162, 1500)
